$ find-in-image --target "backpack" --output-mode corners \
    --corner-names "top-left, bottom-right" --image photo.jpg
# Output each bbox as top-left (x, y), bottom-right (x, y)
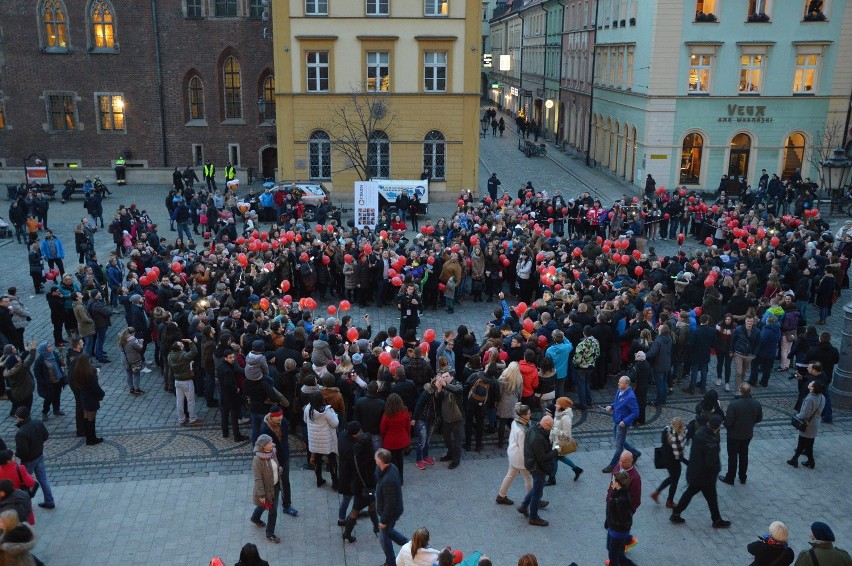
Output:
top-left (468, 374), bottom-right (490, 404)
top-left (781, 310), bottom-right (800, 332)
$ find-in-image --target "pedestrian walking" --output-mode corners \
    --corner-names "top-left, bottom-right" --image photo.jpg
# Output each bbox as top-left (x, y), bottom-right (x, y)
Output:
top-left (259, 405), bottom-right (297, 518)
top-left (547, 397), bottom-right (583, 483)
top-left (13, 407), bottom-right (55, 510)
top-left (338, 423), bottom-right (380, 542)
top-left (250, 434), bottom-right (283, 544)
top-left (605, 472), bottom-right (637, 566)
top-left (495, 403), bottom-right (534, 506)
top-left (651, 417), bottom-right (687, 509)
top-left (518, 414), bottom-right (558, 527)
top-left (375, 447), bottom-right (408, 566)
top-left (602, 376), bottom-right (641, 473)
top-left (486, 173), bottom-right (501, 201)
top-left (719, 383), bottom-right (762, 485)
top-left (787, 380), bottom-right (826, 469)
top-left (669, 415), bottom-right (731, 528)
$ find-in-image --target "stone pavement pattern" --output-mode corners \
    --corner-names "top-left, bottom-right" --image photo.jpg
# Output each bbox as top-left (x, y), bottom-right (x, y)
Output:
top-left (0, 128), bottom-right (849, 564)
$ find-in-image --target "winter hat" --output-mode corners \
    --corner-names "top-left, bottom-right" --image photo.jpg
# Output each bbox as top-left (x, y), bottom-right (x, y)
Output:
top-left (810, 522), bottom-right (835, 542)
top-left (352, 353), bottom-right (363, 365)
top-left (251, 340), bottom-right (265, 353)
top-left (254, 434), bottom-right (273, 450)
top-left (708, 415), bottom-right (724, 430)
top-left (268, 406), bottom-right (284, 418)
top-left (130, 294), bottom-right (143, 304)
top-left (634, 351), bottom-right (646, 361)
top-left (2, 345), bottom-right (15, 356)
top-left (768, 521), bottom-right (788, 542)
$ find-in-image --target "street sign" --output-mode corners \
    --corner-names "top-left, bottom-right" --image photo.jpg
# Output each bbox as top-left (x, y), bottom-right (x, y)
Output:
top-left (483, 54), bottom-right (493, 67)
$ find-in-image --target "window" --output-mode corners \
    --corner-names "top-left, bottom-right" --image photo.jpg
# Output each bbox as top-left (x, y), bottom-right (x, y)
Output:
top-left (626, 46), bottom-right (634, 89)
top-left (728, 133), bottom-right (752, 179)
top-left (305, 0), bottom-right (328, 15)
top-left (366, 51), bottom-right (390, 92)
top-left (309, 130), bottom-right (332, 179)
top-left (47, 92), bottom-right (77, 131)
top-left (215, 0), bottom-right (238, 17)
top-left (306, 52), bottom-right (330, 92)
top-left (688, 54), bottom-right (712, 93)
top-left (423, 130), bottom-right (445, 180)
top-left (96, 94), bottom-right (125, 132)
top-left (695, 0), bottom-right (716, 18)
top-left (424, 52), bottom-right (447, 92)
top-left (192, 144), bottom-right (204, 166)
top-left (186, 0), bottom-right (204, 18)
top-left (90, 1), bottom-right (116, 49)
top-left (739, 55), bottom-right (763, 93)
top-left (782, 133), bottom-right (806, 179)
top-left (261, 75), bottom-right (275, 121)
top-left (793, 54), bottom-right (819, 93)
top-left (368, 130), bottom-right (390, 178)
top-left (249, 0), bottom-right (265, 18)
top-left (40, 0), bottom-right (69, 51)
top-left (426, 0), bottom-right (449, 16)
top-left (680, 132), bottom-right (703, 184)
top-left (223, 56), bottom-right (242, 119)
top-left (366, 0), bottom-right (389, 16)
top-left (228, 144), bottom-right (240, 166)
top-left (748, 0), bottom-right (770, 19)
top-left (804, 0), bottom-right (827, 20)
top-left (189, 76), bottom-right (205, 120)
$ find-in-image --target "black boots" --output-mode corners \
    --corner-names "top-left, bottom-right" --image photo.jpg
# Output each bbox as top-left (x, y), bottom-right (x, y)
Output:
top-left (342, 517), bottom-right (357, 543)
top-left (85, 419), bottom-right (103, 446)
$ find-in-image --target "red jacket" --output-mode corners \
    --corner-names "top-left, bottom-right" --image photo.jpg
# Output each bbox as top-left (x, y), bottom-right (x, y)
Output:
top-left (380, 410), bottom-right (412, 450)
top-left (519, 360), bottom-right (539, 397)
top-left (0, 462), bottom-right (36, 524)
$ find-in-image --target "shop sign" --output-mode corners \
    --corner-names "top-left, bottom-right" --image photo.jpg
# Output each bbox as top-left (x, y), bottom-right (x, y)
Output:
top-left (510, 86), bottom-right (519, 96)
top-left (717, 104), bottom-right (773, 124)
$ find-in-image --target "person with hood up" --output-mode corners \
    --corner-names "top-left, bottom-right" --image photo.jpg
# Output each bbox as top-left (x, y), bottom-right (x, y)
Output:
top-left (749, 315), bottom-right (781, 388)
top-left (250, 434), bottom-right (284, 544)
top-left (244, 340), bottom-right (287, 444)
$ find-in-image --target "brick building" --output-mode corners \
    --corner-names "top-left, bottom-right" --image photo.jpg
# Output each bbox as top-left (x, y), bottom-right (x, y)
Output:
top-left (0, 0), bottom-right (274, 184)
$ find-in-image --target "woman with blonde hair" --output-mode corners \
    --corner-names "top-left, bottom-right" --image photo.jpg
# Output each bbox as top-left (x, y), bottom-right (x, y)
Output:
top-left (495, 362), bottom-right (523, 449)
top-left (650, 417), bottom-right (687, 508)
top-left (495, 404), bottom-right (536, 506)
top-left (395, 527), bottom-right (440, 566)
top-left (547, 397), bottom-right (583, 484)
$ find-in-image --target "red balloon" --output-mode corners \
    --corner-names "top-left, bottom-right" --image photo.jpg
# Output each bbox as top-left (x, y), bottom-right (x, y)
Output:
top-left (260, 232), bottom-right (269, 241)
top-left (523, 319), bottom-right (534, 333)
top-left (151, 266), bottom-right (160, 277)
top-left (387, 269), bottom-right (397, 279)
top-left (315, 225), bottom-right (324, 234)
top-left (711, 205), bottom-right (719, 214)
top-left (236, 236), bottom-right (246, 245)
top-left (389, 360), bottom-right (401, 374)
top-left (537, 335), bottom-right (548, 348)
top-left (613, 253), bottom-right (622, 263)
top-left (281, 295), bottom-right (293, 304)
top-left (300, 252), bottom-right (309, 262)
top-left (248, 240), bottom-right (260, 252)
top-left (663, 213), bottom-right (670, 220)
top-left (693, 307), bottom-right (703, 317)
top-left (344, 254), bottom-right (354, 264)
top-left (306, 298), bottom-right (317, 310)
top-left (364, 243), bottom-right (373, 255)
top-left (457, 199), bottom-right (465, 207)
top-left (261, 242), bottom-right (270, 252)
top-left (515, 302), bottom-right (528, 315)
top-left (438, 283), bottom-right (446, 291)
top-left (327, 305), bottom-right (338, 315)
top-left (380, 230), bottom-right (388, 239)
top-left (294, 234), bottom-right (302, 243)
top-left (264, 262), bottom-right (274, 271)
top-left (514, 199), bottom-right (521, 206)
top-left (419, 341), bottom-right (430, 354)
top-left (620, 254), bottom-right (630, 265)
top-left (602, 245), bottom-right (611, 254)
top-left (391, 276), bottom-right (402, 287)
top-left (397, 257), bottom-right (407, 267)
top-left (536, 252), bottom-right (545, 262)
top-left (339, 300), bottom-right (351, 311)
top-left (427, 256), bottom-right (435, 265)
top-left (704, 277), bottom-right (714, 288)
top-left (423, 329), bottom-right (436, 343)
top-left (502, 258), bottom-right (510, 267)
top-left (322, 255), bottom-right (331, 265)
top-left (392, 336), bottom-right (404, 350)
top-left (632, 249), bottom-right (641, 260)
top-left (347, 327), bottom-right (359, 342)
top-left (270, 239), bottom-right (280, 249)
top-left (634, 266), bottom-right (644, 276)
top-left (259, 298), bottom-right (270, 311)
top-left (604, 239), bottom-right (613, 247)
top-left (327, 225), bottom-right (335, 234)
top-left (378, 351), bottom-right (392, 366)
top-left (705, 237), bottom-right (713, 246)
top-left (252, 230), bottom-right (260, 239)
top-left (572, 247), bottom-right (582, 257)
top-left (770, 236), bottom-right (780, 247)
top-left (280, 280), bottom-right (291, 292)
top-left (171, 262), bottom-right (183, 274)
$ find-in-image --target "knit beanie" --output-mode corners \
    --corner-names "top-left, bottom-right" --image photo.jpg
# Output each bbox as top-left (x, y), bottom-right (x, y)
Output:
top-left (810, 521), bottom-right (835, 542)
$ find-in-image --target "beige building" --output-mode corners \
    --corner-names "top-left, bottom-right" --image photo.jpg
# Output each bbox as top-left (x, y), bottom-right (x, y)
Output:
top-left (270, 0), bottom-right (482, 200)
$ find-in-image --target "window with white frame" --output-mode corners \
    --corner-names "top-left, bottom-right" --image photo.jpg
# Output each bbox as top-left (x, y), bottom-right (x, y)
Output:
top-left (688, 53), bottom-right (712, 93)
top-left (368, 131), bottom-right (390, 178)
top-left (424, 51), bottom-right (447, 92)
top-left (366, 0), bottom-right (389, 16)
top-left (739, 54), bottom-right (764, 93)
top-left (615, 46), bottom-right (624, 88)
top-left (748, 0), bottom-right (770, 17)
top-left (306, 51), bottom-right (330, 92)
top-left (305, 0), bottom-right (328, 16)
top-left (95, 93), bottom-right (125, 132)
top-left (309, 130), bottom-right (332, 179)
top-left (423, 130), bottom-right (446, 179)
top-left (793, 53), bottom-right (819, 93)
top-left (366, 51), bottom-right (390, 92)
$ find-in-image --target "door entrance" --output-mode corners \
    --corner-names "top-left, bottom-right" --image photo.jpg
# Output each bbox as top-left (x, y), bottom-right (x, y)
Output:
top-left (261, 146), bottom-right (277, 180)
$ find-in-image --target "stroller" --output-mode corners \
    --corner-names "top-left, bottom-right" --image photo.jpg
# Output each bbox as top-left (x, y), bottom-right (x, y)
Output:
top-left (0, 216), bottom-right (12, 239)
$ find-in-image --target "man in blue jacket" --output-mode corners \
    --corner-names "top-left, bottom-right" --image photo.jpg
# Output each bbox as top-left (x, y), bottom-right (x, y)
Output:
top-left (39, 230), bottom-right (65, 275)
top-left (749, 316), bottom-right (781, 387)
top-left (730, 316), bottom-right (760, 390)
top-left (602, 376), bottom-right (641, 473)
top-left (545, 330), bottom-right (572, 397)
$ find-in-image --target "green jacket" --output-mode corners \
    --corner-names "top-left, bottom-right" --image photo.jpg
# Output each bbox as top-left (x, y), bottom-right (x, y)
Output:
top-left (794, 542), bottom-right (852, 566)
top-left (167, 344), bottom-right (197, 381)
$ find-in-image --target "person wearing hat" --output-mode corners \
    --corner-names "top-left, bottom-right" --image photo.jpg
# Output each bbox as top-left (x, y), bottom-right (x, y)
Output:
top-left (14, 406), bottom-right (55, 510)
top-left (547, 397), bottom-right (583, 484)
top-left (244, 340), bottom-right (287, 444)
top-left (793, 522), bottom-right (851, 565)
top-left (128, 293), bottom-right (151, 350)
top-left (259, 405), bottom-right (298, 518)
top-left (746, 521), bottom-right (794, 565)
top-left (250, 434), bottom-right (283, 544)
top-left (669, 414), bottom-right (731, 528)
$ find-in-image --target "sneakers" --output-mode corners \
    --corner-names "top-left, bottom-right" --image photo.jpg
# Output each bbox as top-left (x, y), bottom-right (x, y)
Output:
top-left (423, 457), bottom-right (434, 466)
top-left (669, 513), bottom-right (685, 524)
top-left (416, 460), bottom-right (426, 471)
top-left (625, 537), bottom-right (638, 551)
top-left (724, 383), bottom-right (730, 392)
top-left (495, 495), bottom-right (514, 505)
top-left (715, 378), bottom-right (722, 386)
top-left (141, 367), bottom-right (153, 373)
top-left (283, 506), bottom-right (298, 517)
top-left (528, 517), bottom-right (549, 527)
top-left (188, 419), bottom-right (203, 426)
top-left (266, 535), bottom-right (280, 543)
top-left (713, 519), bottom-right (732, 529)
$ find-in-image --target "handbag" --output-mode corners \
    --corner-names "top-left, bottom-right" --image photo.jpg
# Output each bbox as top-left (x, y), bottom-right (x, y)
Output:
top-left (16, 465), bottom-right (39, 498)
top-left (559, 438), bottom-right (577, 456)
top-left (122, 345), bottom-right (144, 373)
top-left (654, 447), bottom-right (667, 469)
top-left (791, 402), bottom-right (820, 432)
top-left (353, 454), bottom-right (374, 499)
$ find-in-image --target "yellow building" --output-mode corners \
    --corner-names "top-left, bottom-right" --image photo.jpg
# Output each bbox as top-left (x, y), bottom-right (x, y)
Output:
top-left (271, 0), bottom-right (481, 200)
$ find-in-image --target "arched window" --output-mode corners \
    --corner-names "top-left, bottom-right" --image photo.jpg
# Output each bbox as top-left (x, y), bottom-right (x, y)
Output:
top-left (728, 133), bottom-right (752, 180)
top-left (223, 56), bottom-right (242, 119)
top-left (782, 132), bottom-right (806, 180)
top-left (423, 130), bottom-right (445, 180)
top-left (680, 132), bottom-right (704, 184)
top-left (89, 1), bottom-right (116, 49)
top-left (188, 76), bottom-right (204, 120)
top-left (368, 130), bottom-right (390, 179)
top-left (309, 130), bottom-right (331, 180)
top-left (40, 0), bottom-right (69, 51)
top-left (621, 122), bottom-right (629, 178)
top-left (260, 75), bottom-right (275, 122)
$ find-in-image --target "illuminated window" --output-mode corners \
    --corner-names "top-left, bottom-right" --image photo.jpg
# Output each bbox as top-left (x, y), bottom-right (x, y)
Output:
top-left (423, 130), bottom-right (445, 180)
top-left (425, 0), bottom-right (449, 16)
top-left (793, 54), bottom-right (819, 93)
top-left (223, 56), bottom-right (242, 118)
top-left (366, 51), bottom-right (390, 92)
top-left (188, 76), bottom-right (205, 120)
top-left (739, 55), bottom-right (763, 93)
top-left (680, 132), bottom-right (703, 184)
top-left (260, 75), bottom-right (275, 121)
top-left (728, 133), bottom-right (752, 179)
top-left (47, 92), bottom-right (78, 132)
top-left (41, 0), bottom-right (69, 51)
top-left (368, 130), bottom-right (390, 178)
top-left (96, 94), bottom-right (125, 132)
top-left (309, 131), bottom-right (332, 180)
top-left (424, 52), bottom-right (447, 92)
top-left (688, 54), bottom-right (712, 93)
top-left (90, 1), bottom-right (116, 49)
top-left (696, 0), bottom-right (716, 16)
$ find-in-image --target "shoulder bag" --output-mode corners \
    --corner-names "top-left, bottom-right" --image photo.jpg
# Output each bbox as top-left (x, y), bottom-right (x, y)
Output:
top-left (16, 464), bottom-right (39, 499)
top-left (791, 399), bottom-right (821, 432)
top-left (353, 454), bottom-right (374, 499)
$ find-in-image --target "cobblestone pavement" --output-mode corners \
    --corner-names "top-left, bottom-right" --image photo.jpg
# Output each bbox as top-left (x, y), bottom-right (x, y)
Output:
top-left (1, 132), bottom-right (849, 564)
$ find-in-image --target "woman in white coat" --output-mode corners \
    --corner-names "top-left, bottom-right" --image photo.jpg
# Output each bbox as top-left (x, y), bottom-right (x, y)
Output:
top-left (495, 403), bottom-right (535, 506)
top-left (548, 397), bottom-right (583, 484)
top-left (304, 391), bottom-right (339, 489)
top-left (395, 527), bottom-right (440, 566)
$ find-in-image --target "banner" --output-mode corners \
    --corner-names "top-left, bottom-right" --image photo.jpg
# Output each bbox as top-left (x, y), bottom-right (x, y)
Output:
top-left (375, 179), bottom-right (429, 204)
top-left (25, 166), bottom-right (48, 183)
top-left (354, 181), bottom-right (379, 229)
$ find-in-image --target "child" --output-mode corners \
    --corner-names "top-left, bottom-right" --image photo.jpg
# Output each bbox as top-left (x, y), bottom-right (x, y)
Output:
top-left (199, 204), bottom-right (208, 234)
top-left (444, 276), bottom-right (456, 314)
top-left (122, 230), bottom-right (133, 255)
top-left (25, 216), bottom-right (39, 244)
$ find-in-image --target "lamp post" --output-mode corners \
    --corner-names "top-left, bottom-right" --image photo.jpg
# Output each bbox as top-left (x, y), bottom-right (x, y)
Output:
top-left (257, 96), bottom-right (275, 125)
top-left (821, 147), bottom-right (851, 214)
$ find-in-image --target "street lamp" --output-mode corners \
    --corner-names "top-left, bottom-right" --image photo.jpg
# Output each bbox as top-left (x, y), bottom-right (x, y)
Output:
top-left (257, 96), bottom-right (275, 125)
top-left (822, 147), bottom-right (851, 213)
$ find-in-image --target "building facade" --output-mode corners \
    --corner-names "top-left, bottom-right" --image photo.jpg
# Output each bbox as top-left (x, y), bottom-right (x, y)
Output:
top-left (0, 0), bottom-right (274, 184)
top-left (590, 0), bottom-right (851, 192)
top-left (558, 0), bottom-right (596, 156)
top-left (270, 0), bottom-right (481, 198)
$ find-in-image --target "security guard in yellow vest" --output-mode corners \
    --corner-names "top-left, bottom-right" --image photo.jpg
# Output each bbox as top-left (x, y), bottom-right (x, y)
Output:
top-left (204, 160), bottom-right (216, 191)
top-left (114, 156), bottom-right (126, 185)
top-left (224, 162), bottom-right (236, 183)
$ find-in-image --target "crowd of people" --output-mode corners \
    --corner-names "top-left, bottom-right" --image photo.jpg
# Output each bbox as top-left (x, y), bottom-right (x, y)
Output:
top-left (0, 167), bottom-right (850, 565)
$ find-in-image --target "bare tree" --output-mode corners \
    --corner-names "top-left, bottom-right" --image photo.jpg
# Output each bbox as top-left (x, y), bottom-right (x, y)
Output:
top-left (328, 89), bottom-right (396, 181)
top-left (807, 119), bottom-right (845, 188)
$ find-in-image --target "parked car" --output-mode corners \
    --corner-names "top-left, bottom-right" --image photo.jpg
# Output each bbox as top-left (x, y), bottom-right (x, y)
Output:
top-left (242, 181), bottom-right (331, 222)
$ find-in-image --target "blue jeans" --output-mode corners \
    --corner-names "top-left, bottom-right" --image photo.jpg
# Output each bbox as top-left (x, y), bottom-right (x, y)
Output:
top-left (204, 369), bottom-right (217, 404)
top-left (250, 412), bottom-right (266, 444)
top-left (379, 522), bottom-right (409, 564)
top-left (398, 208), bottom-right (407, 222)
top-left (716, 352), bottom-right (732, 382)
top-left (94, 327), bottom-right (108, 360)
top-left (609, 424), bottom-right (640, 468)
top-left (607, 532), bottom-right (635, 565)
top-left (819, 306), bottom-right (830, 322)
top-left (250, 483), bottom-right (280, 537)
top-left (797, 301), bottom-right (808, 323)
top-left (575, 368), bottom-right (593, 407)
top-left (551, 454), bottom-right (579, 478)
top-left (653, 371), bottom-right (668, 405)
top-left (22, 455), bottom-right (54, 506)
top-left (84, 336), bottom-right (95, 357)
top-left (521, 471), bottom-right (546, 519)
top-left (176, 221), bottom-right (193, 242)
top-left (689, 363), bottom-right (708, 390)
top-left (414, 420), bottom-right (433, 461)
top-left (126, 368), bottom-right (141, 391)
top-left (338, 495), bottom-right (353, 521)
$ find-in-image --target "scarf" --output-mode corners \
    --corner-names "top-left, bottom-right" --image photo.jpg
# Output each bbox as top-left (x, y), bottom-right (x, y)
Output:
top-left (254, 447), bottom-right (277, 461)
top-left (264, 414), bottom-right (282, 441)
top-left (36, 342), bottom-right (62, 383)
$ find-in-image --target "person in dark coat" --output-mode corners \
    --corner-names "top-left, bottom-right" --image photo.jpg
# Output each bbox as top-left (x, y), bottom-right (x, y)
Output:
top-left (71, 353), bottom-right (105, 445)
top-left (259, 405), bottom-right (297, 518)
top-left (14, 407), bottom-right (55, 509)
top-left (749, 316), bottom-right (781, 387)
top-left (746, 521), bottom-right (794, 566)
top-left (337, 421), bottom-right (379, 542)
top-left (375, 448), bottom-right (408, 565)
top-left (646, 325), bottom-right (673, 406)
top-left (520, 414), bottom-right (558, 526)
top-left (605, 471), bottom-right (637, 566)
top-left (352, 381), bottom-right (385, 452)
top-left (719, 383), bottom-right (762, 485)
top-left (685, 314), bottom-right (715, 394)
top-left (216, 349), bottom-right (247, 441)
top-left (630, 351), bottom-right (652, 425)
top-left (669, 415), bottom-right (731, 528)
top-left (814, 271), bottom-right (836, 324)
top-left (0, 480), bottom-right (32, 524)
